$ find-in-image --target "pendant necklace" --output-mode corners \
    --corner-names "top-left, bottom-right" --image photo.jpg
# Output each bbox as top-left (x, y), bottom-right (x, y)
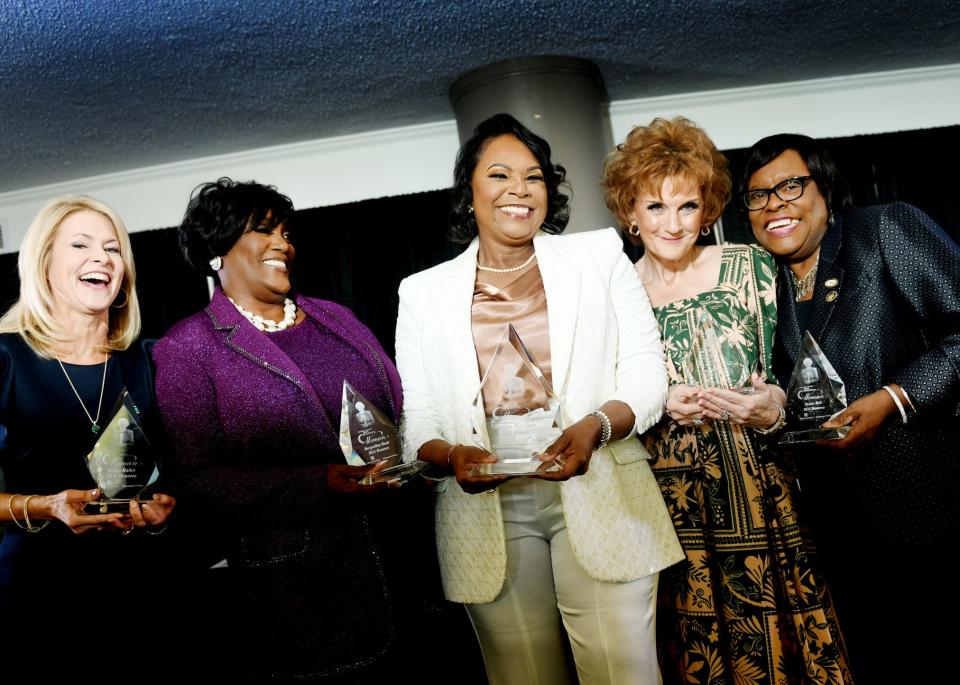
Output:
top-left (57, 353), bottom-right (109, 434)
top-left (792, 253), bottom-right (820, 302)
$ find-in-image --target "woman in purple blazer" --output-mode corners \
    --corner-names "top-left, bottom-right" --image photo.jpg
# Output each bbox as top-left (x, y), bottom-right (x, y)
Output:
top-left (152, 178), bottom-right (409, 681)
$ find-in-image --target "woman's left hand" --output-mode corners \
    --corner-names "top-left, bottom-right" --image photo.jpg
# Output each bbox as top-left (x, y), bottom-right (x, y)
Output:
top-left (696, 373), bottom-right (786, 429)
top-left (530, 416), bottom-right (602, 482)
top-left (125, 493), bottom-right (176, 532)
top-left (818, 388), bottom-right (897, 453)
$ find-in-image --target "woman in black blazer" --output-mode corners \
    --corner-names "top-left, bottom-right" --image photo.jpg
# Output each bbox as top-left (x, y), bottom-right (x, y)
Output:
top-left (741, 134), bottom-right (960, 684)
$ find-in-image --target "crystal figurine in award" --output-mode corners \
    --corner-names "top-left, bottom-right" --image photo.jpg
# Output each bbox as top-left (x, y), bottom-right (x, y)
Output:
top-left (84, 389), bottom-right (159, 513)
top-left (339, 381), bottom-right (427, 485)
top-left (681, 308), bottom-right (755, 392)
top-left (779, 331), bottom-right (850, 444)
top-left (469, 324), bottom-right (564, 476)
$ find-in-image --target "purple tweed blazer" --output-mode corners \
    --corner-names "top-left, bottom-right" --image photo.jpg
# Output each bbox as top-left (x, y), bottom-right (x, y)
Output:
top-left (152, 289), bottom-right (403, 677)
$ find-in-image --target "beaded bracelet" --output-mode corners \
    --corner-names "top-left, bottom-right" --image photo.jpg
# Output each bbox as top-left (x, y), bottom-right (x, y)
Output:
top-left (588, 410), bottom-right (612, 450)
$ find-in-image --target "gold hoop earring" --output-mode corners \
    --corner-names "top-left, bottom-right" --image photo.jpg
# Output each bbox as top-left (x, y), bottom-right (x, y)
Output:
top-left (628, 222), bottom-right (641, 237)
top-left (111, 287), bottom-right (128, 309)
top-left (700, 226), bottom-right (711, 236)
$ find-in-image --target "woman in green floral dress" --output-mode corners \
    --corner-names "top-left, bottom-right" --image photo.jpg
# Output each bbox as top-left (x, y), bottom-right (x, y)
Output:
top-left (602, 117), bottom-right (852, 685)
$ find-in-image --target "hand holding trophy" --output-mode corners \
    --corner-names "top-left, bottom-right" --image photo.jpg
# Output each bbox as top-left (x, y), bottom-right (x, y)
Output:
top-left (83, 389), bottom-right (160, 514)
top-left (778, 331), bottom-right (850, 443)
top-left (469, 324), bottom-right (564, 476)
top-left (339, 381), bottom-right (428, 485)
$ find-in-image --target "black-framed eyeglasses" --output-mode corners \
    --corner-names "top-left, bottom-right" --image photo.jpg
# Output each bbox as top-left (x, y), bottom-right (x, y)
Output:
top-left (741, 176), bottom-right (815, 211)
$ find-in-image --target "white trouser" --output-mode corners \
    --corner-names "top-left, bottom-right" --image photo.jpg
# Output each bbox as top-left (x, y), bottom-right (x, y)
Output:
top-left (465, 477), bottom-right (660, 685)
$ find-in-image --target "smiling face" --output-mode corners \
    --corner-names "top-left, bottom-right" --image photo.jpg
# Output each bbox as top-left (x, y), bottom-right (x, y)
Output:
top-left (747, 149), bottom-right (829, 268)
top-left (470, 134), bottom-right (548, 250)
top-left (630, 176), bottom-right (704, 265)
top-left (46, 209), bottom-right (125, 319)
top-left (219, 218), bottom-right (295, 309)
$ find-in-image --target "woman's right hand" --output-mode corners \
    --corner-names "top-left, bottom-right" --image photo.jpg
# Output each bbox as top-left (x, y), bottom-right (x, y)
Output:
top-left (41, 489), bottom-right (126, 534)
top-left (325, 462), bottom-right (396, 494)
top-left (665, 384), bottom-right (703, 425)
top-left (449, 445), bottom-right (510, 494)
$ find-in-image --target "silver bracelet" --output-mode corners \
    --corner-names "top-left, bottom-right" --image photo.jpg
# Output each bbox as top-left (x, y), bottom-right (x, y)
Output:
top-left (753, 403), bottom-right (786, 436)
top-left (588, 410), bottom-right (612, 450)
top-left (882, 385), bottom-right (908, 425)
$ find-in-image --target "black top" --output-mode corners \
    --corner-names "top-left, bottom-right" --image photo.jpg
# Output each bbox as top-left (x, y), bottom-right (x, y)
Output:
top-left (0, 334), bottom-right (172, 647)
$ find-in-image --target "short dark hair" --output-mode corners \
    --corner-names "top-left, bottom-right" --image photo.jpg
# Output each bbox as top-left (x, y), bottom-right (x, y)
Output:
top-left (449, 113), bottom-right (570, 243)
top-left (179, 177), bottom-right (294, 277)
top-left (739, 133), bottom-right (854, 219)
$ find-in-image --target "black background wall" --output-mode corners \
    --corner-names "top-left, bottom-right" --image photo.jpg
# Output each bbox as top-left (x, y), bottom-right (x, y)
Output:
top-left (0, 124), bottom-right (957, 353)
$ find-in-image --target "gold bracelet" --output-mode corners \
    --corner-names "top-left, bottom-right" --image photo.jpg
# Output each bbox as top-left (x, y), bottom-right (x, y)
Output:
top-left (754, 403), bottom-right (786, 436)
top-left (6, 494), bottom-right (29, 530)
top-left (21, 495), bottom-right (50, 533)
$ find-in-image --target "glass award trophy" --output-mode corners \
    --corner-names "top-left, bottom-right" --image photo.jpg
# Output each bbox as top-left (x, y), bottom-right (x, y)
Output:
top-left (339, 381), bottom-right (427, 485)
top-left (779, 331), bottom-right (850, 444)
top-left (681, 308), bottom-right (754, 392)
top-left (84, 389), bottom-right (159, 513)
top-left (469, 324), bottom-right (564, 476)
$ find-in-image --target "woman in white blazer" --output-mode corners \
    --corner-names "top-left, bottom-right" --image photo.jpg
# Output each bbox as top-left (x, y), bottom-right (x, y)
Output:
top-left (396, 114), bottom-right (683, 685)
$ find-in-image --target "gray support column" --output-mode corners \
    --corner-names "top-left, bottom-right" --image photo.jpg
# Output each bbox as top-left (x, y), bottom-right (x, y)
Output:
top-left (450, 56), bottom-right (616, 234)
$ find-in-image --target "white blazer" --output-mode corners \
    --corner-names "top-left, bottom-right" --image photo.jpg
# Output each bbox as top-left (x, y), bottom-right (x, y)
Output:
top-left (396, 227), bottom-right (683, 603)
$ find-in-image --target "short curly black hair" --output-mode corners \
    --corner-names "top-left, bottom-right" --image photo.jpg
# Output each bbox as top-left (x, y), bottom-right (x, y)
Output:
top-left (448, 113), bottom-right (570, 244)
top-left (178, 177), bottom-right (294, 278)
top-left (739, 134), bottom-right (854, 220)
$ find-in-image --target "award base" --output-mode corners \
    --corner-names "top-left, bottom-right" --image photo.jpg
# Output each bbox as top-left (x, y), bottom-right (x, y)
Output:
top-left (360, 460), bottom-right (429, 485)
top-left (779, 426), bottom-right (850, 445)
top-left (84, 498), bottom-right (138, 514)
top-left (470, 457), bottom-right (562, 477)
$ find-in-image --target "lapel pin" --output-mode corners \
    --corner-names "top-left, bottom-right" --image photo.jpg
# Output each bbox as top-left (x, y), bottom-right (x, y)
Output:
top-left (824, 278), bottom-right (839, 288)
top-left (825, 291), bottom-right (839, 302)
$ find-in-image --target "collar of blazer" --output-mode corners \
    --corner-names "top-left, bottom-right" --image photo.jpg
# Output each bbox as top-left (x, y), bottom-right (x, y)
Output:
top-left (777, 214), bottom-right (846, 362)
top-left (204, 289), bottom-right (353, 433)
top-left (437, 231), bottom-right (582, 403)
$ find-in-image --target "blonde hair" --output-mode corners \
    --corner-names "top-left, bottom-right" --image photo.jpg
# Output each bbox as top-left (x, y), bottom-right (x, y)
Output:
top-left (0, 196), bottom-right (141, 357)
top-left (602, 116), bottom-right (731, 232)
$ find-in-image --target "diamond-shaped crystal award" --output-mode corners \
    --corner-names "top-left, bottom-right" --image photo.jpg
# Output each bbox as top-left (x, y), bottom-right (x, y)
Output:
top-left (681, 308), bottom-right (754, 392)
top-left (779, 331), bottom-right (849, 444)
top-left (469, 324), bottom-right (563, 476)
top-left (339, 381), bottom-right (427, 485)
top-left (84, 389), bottom-right (159, 513)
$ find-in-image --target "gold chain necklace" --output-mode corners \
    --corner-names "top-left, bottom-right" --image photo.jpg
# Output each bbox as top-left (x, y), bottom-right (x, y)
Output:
top-left (57, 353), bottom-right (109, 434)
top-left (792, 253), bottom-right (820, 302)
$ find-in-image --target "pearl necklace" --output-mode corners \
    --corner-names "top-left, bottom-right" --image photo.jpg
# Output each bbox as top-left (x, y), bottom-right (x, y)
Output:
top-left (792, 253), bottom-right (820, 302)
top-left (229, 297), bottom-right (297, 332)
top-left (476, 252), bottom-right (537, 273)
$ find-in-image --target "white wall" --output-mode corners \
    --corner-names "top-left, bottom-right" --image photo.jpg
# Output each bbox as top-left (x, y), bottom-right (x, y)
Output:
top-left (1, 63), bottom-right (959, 253)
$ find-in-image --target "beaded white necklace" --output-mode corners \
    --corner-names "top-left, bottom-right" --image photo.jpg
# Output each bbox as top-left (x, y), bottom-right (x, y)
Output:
top-left (229, 297), bottom-right (297, 332)
top-left (476, 252), bottom-right (537, 274)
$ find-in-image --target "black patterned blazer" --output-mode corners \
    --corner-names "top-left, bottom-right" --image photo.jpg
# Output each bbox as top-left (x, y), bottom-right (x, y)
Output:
top-left (771, 202), bottom-right (960, 544)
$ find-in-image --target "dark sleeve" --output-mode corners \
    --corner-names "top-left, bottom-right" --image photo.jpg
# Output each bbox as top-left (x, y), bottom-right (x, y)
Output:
top-left (152, 330), bottom-right (331, 529)
top-left (878, 203), bottom-right (960, 413)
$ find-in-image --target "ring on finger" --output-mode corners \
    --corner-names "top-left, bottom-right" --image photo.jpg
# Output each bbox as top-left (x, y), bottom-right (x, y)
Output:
top-left (693, 418), bottom-right (704, 426)
top-left (721, 409), bottom-right (731, 421)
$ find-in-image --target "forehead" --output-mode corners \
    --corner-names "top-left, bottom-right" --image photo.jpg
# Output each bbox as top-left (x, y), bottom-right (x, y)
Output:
top-left (636, 174), bottom-right (700, 201)
top-left (56, 209), bottom-right (118, 240)
top-left (750, 149), bottom-right (811, 186)
top-left (475, 134), bottom-right (540, 170)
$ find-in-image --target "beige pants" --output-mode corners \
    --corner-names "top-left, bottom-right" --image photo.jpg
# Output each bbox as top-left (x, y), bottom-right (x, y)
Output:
top-left (466, 478), bottom-right (660, 685)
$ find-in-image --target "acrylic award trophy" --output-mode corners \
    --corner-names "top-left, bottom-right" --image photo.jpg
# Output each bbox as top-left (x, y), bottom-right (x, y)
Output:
top-left (681, 308), bottom-right (754, 392)
top-left (84, 389), bottom-right (160, 513)
top-left (339, 381), bottom-right (427, 485)
top-left (779, 331), bottom-right (850, 444)
top-left (469, 324), bottom-right (564, 476)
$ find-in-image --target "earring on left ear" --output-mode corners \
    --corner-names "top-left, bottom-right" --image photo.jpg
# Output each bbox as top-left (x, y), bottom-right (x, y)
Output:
top-left (700, 226), bottom-right (711, 236)
top-left (628, 222), bottom-right (641, 237)
top-left (467, 206), bottom-right (475, 214)
top-left (209, 256), bottom-right (223, 272)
